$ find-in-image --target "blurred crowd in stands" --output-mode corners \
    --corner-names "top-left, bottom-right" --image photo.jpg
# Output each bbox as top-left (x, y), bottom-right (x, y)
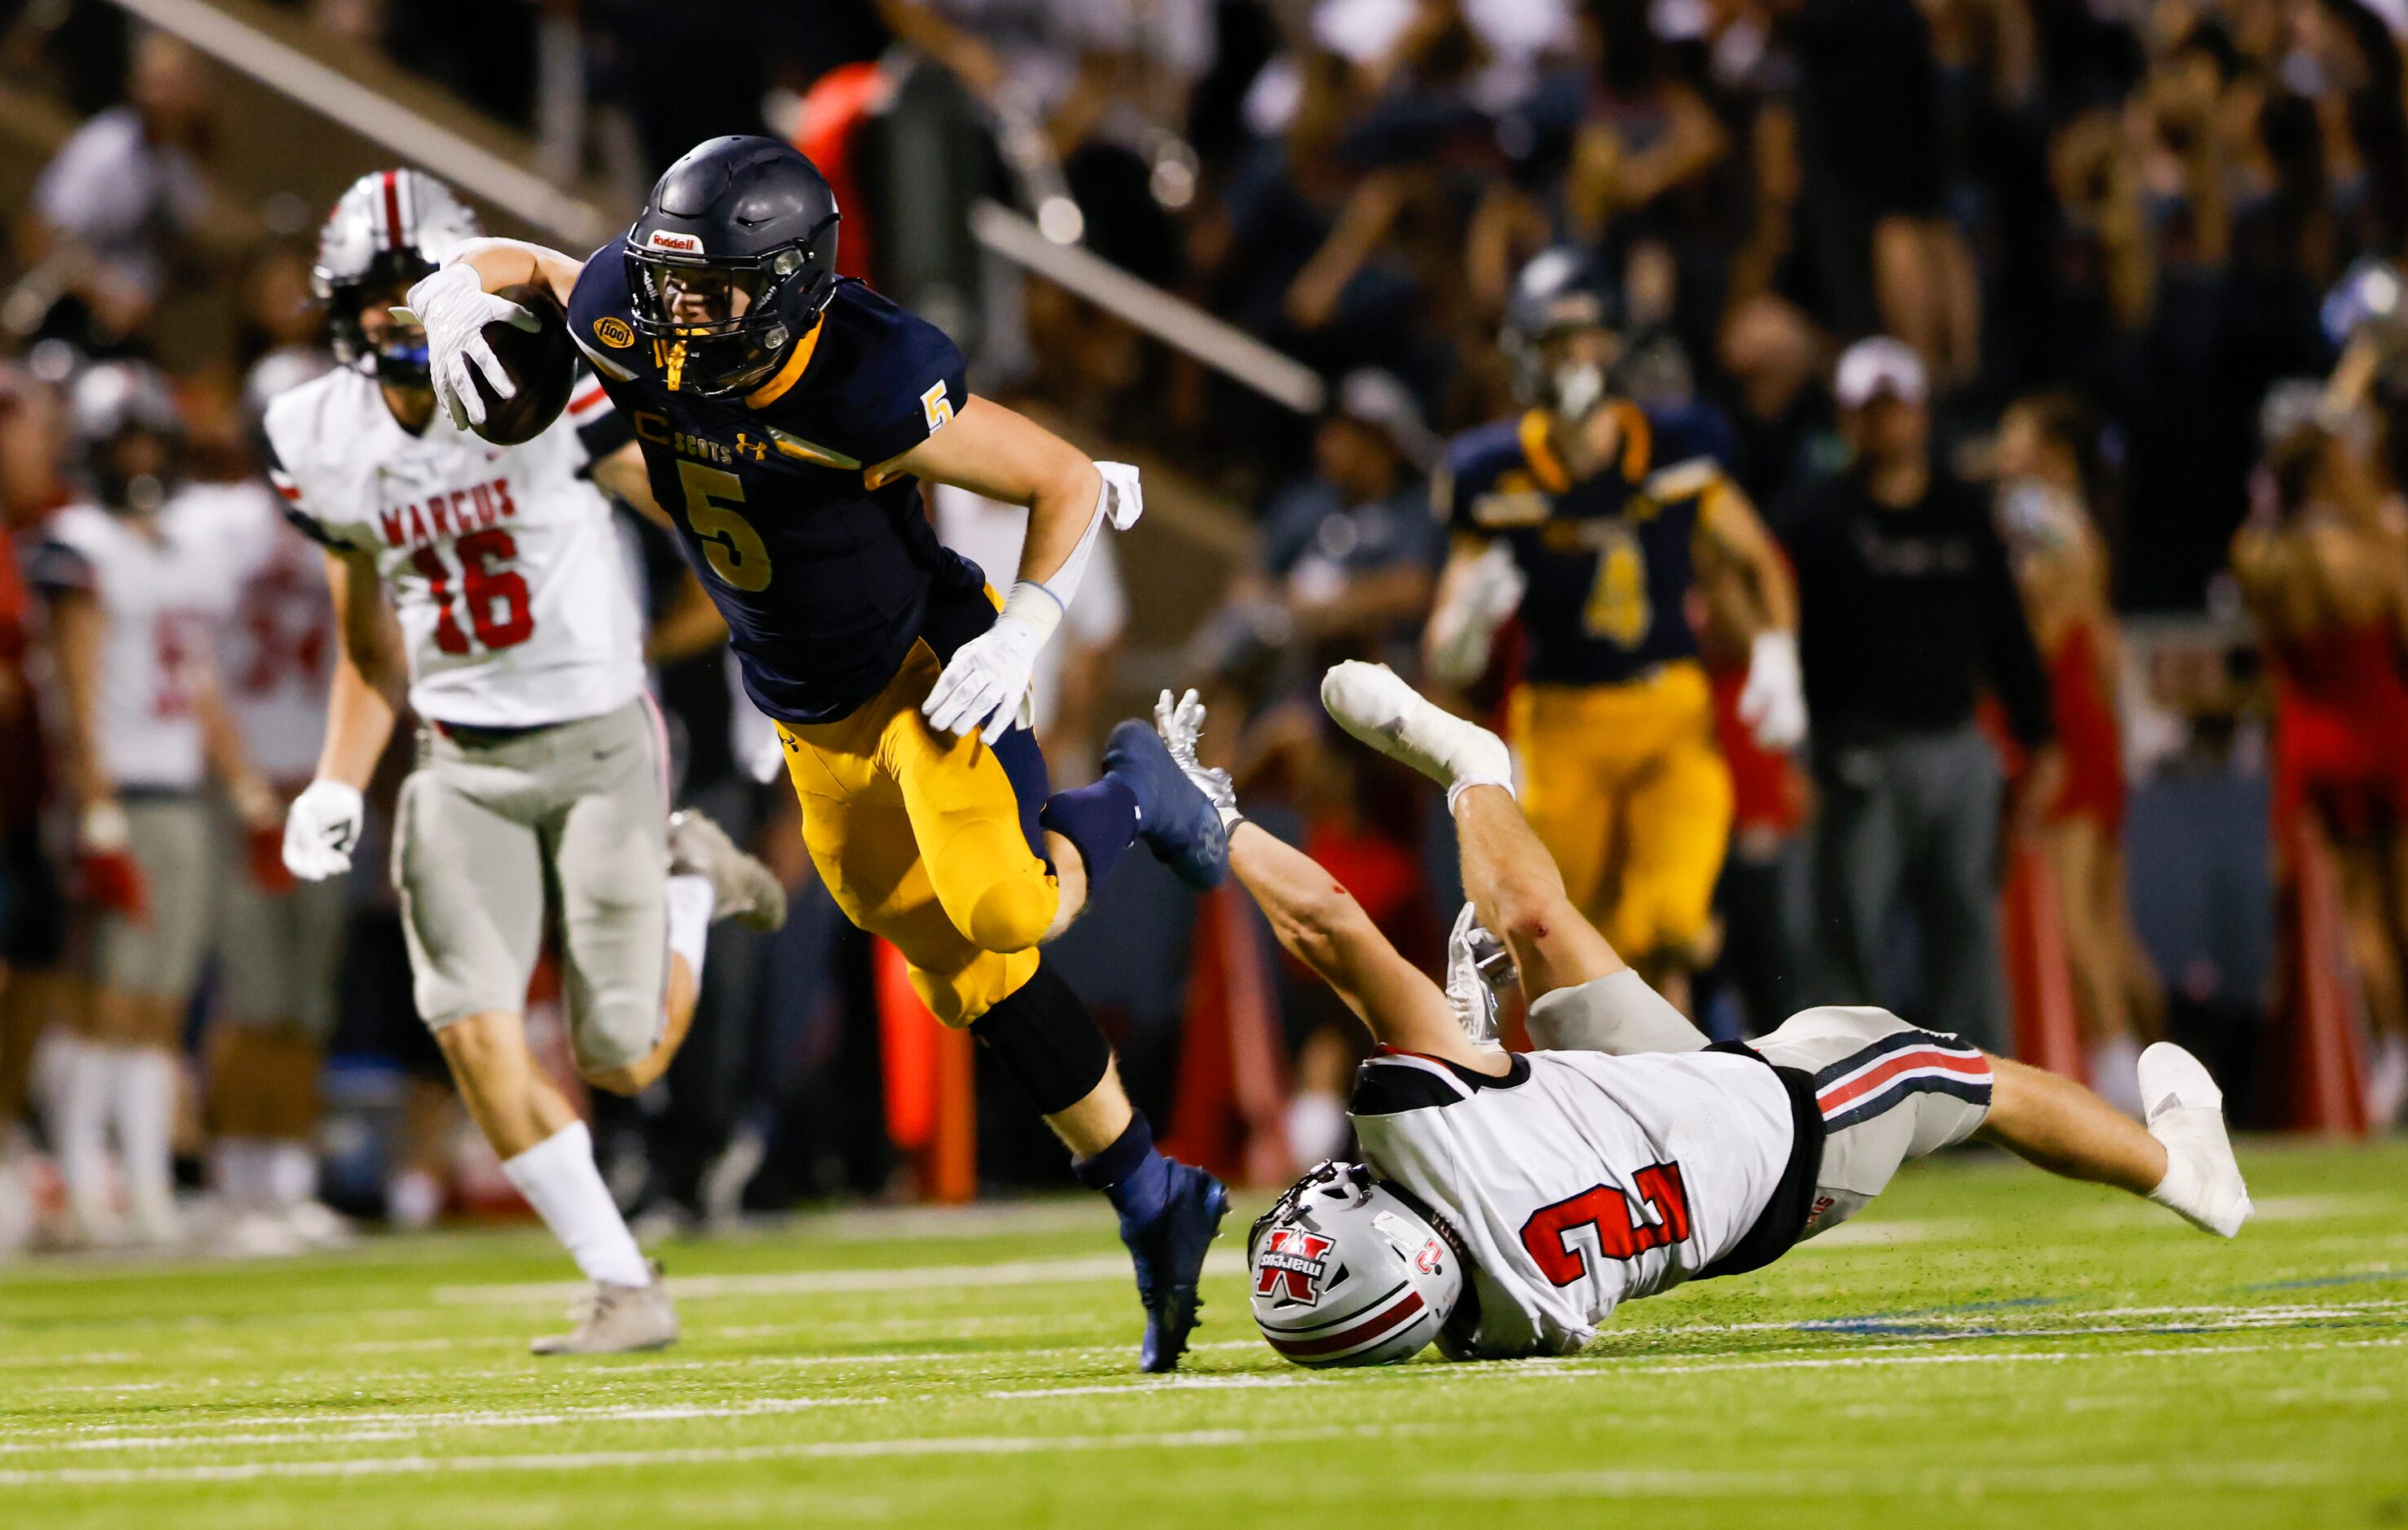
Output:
top-left (0, 0), bottom-right (2404, 1255)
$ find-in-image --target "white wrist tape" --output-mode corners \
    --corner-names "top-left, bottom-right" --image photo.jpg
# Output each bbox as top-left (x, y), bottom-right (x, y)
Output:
top-left (1000, 579), bottom-right (1066, 647)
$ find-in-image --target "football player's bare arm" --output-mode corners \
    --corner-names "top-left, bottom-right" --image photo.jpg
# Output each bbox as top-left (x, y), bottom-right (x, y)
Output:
top-left (884, 397), bottom-right (1103, 587)
top-left (590, 441), bottom-right (671, 530)
top-left (450, 237), bottom-right (588, 306)
top-left (314, 548), bottom-right (405, 791)
top-left (1225, 821), bottom-right (1508, 1075)
top-left (191, 666), bottom-right (275, 829)
top-left (648, 568), bottom-right (729, 666)
top-left (1449, 784), bottom-right (1626, 1002)
top-left (46, 590), bottom-right (112, 810)
top-left (1695, 483), bottom-right (1796, 635)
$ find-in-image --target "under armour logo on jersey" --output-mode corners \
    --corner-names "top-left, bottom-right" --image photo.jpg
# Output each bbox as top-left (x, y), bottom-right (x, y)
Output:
top-left (1254, 1229), bottom-right (1335, 1305)
top-left (733, 433), bottom-right (768, 462)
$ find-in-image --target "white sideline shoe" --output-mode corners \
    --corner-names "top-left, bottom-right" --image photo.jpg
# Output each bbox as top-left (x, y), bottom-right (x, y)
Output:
top-left (2138, 1043), bottom-right (2254, 1238)
top-left (531, 1260), bottom-right (679, 1355)
top-left (669, 810), bottom-right (787, 931)
top-left (1320, 662), bottom-right (1513, 807)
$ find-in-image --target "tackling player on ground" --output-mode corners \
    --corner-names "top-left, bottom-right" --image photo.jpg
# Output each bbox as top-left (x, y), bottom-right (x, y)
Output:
top-left (405, 137), bottom-right (1235, 1370)
top-left (1150, 666), bottom-right (2250, 1365)
top-left (268, 170), bottom-right (786, 1353)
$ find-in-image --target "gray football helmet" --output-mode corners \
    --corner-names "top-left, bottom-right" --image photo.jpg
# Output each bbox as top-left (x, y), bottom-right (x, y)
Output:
top-left (1248, 1161), bottom-right (1463, 1368)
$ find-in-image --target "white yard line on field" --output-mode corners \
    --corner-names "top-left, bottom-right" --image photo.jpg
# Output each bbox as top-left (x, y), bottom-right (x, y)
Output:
top-left (433, 1251), bottom-right (1250, 1307)
top-left (1417, 1458), bottom-right (2347, 1501)
top-left (0, 1394), bottom-right (890, 1449)
top-left (0, 1422), bottom-right (1442, 1487)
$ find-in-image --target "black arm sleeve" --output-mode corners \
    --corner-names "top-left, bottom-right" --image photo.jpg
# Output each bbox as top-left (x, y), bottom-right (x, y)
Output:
top-left (1977, 523), bottom-right (2055, 747)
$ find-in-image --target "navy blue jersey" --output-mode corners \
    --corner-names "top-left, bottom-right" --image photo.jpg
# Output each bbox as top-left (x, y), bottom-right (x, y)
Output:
top-left (569, 257), bottom-right (989, 724)
top-left (1437, 403), bottom-right (1745, 688)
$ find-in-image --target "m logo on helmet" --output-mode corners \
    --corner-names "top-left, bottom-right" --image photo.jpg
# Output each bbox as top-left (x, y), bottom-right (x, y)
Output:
top-left (592, 316), bottom-right (635, 350)
top-left (1254, 1229), bottom-right (1335, 1305)
top-left (646, 230), bottom-right (705, 255)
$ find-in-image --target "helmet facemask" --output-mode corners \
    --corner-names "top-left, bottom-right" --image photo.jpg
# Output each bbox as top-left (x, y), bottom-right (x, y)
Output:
top-left (318, 251), bottom-right (437, 388)
top-left (623, 217), bottom-right (837, 397)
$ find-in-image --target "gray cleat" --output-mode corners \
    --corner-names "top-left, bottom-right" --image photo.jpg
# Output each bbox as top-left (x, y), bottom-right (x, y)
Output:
top-left (530, 1260), bottom-right (680, 1355)
top-left (668, 809), bottom-right (788, 931)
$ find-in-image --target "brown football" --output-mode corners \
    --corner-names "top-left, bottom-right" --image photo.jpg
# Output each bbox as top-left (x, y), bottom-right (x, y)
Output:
top-left (466, 283), bottom-right (578, 446)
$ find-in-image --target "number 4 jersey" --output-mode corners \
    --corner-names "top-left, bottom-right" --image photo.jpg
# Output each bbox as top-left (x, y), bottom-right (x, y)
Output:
top-left (261, 366), bottom-right (644, 729)
top-left (1349, 1047), bottom-right (1796, 1358)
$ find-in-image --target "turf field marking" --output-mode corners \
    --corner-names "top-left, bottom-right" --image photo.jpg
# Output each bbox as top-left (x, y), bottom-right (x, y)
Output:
top-left (0, 1393), bottom-right (894, 1452)
top-left (1417, 1458), bottom-right (2349, 1501)
top-left (0, 1422), bottom-right (1443, 1486)
top-left (433, 1251), bottom-right (1248, 1306)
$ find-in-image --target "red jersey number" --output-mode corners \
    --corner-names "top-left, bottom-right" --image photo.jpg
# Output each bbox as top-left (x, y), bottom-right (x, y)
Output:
top-left (411, 528), bottom-right (534, 655)
top-left (1518, 1163), bottom-right (1694, 1287)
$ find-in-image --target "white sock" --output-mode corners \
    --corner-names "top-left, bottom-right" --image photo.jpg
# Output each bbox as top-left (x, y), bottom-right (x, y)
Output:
top-left (213, 1137), bottom-right (269, 1213)
top-left (666, 873), bottom-right (715, 983)
top-left (51, 1036), bottom-right (115, 1229)
top-left (112, 1047), bottom-right (178, 1224)
top-left (387, 1167), bottom-right (442, 1230)
top-left (500, 1120), bottom-right (652, 1286)
top-left (2090, 1035), bottom-right (2143, 1117)
top-left (266, 1141), bottom-right (319, 1212)
top-left (1285, 1091), bottom-right (1350, 1167)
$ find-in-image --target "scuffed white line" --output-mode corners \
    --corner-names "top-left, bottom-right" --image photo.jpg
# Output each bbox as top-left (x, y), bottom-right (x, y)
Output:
top-left (0, 1394), bottom-right (888, 1451)
top-left (0, 1422), bottom-right (1436, 1486)
top-left (1417, 1458), bottom-right (2343, 1501)
top-left (434, 1251), bottom-right (1248, 1307)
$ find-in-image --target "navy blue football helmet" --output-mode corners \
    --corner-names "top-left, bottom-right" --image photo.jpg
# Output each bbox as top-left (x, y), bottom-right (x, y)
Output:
top-left (623, 136), bottom-right (842, 396)
top-left (1502, 247), bottom-right (1627, 418)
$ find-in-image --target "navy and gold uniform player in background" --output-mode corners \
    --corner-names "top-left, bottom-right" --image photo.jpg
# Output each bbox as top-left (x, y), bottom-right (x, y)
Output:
top-left (1425, 248), bottom-right (1806, 1013)
top-left (403, 136), bottom-right (1230, 1370)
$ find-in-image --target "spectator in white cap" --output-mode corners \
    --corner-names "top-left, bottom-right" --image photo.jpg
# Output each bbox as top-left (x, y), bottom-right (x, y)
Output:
top-left (1779, 337), bottom-right (2059, 1053)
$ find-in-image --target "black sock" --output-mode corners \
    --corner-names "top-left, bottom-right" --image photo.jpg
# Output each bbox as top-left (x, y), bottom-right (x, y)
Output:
top-left (1072, 1112), bottom-right (1173, 1229)
top-left (1038, 776), bottom-right (1140, 891)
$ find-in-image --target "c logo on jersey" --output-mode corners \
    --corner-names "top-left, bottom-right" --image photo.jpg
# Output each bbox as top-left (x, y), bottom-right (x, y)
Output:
top-left (592, 316), bottom-right (636, 350)
top-left (1254, 1229), bottom-right (1336, 1306)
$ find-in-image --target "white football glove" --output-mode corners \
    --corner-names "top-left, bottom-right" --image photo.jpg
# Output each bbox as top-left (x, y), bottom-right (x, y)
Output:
top-left (1153, 687), bottom-right (1242, 829)
top-left (1426, 542), bottom-right (1526, 687)
top-left (1096, 459), bottom-right (1144, 530)
top-left (1736, 629), bottom-right (1808, 750)
top-left (1443, 900), bottom-right (1514, 1047)
top-left (924, 583), bottom-right (1056, 745)
top-left (282, 779), bottom-right (365, 882)
top-left (401, 262), bottom-right (537, 430)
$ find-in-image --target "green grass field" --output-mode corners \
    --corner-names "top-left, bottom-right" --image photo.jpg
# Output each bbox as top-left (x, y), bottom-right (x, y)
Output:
top-left (4, 1140), bottom-right (2404, 1529)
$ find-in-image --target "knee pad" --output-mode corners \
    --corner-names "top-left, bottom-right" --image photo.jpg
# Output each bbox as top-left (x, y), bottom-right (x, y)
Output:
top-left (969, 961), bottom-right (1112, 1116)
top-left (932, 824), bottom-right (1057, 954)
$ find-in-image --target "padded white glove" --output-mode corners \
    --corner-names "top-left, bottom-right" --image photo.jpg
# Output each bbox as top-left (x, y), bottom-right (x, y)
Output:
top-left (1737, 629), bottom-right (1808, 750)
top-left (1426, 542), bottom-right (1526, 687)
top-left (925, 583), bottom-right (1057, 745)
top-left (282, 779), bottom-right (365, 882)
top-left (1153, 687), bottom-right (1242, 829)
top-left (401, 262), bottom-right (537, 430)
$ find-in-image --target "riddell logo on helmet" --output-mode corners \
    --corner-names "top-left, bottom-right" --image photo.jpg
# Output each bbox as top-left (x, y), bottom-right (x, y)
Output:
top-left (1254, 1229), bottom-right (1335, 1305)
top-left (646, 230), bottom-right (705, 254)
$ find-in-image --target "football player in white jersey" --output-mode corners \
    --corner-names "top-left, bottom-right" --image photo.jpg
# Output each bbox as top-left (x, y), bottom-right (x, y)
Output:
top-left (204, 348), bottom-right (352, 1255)
top-left (1149, 665), bottom-right (2254, 1365)
top-left (32, 361), bottom-right (280, 1246)
top-left (266, 170), bottom-right (784, 1353)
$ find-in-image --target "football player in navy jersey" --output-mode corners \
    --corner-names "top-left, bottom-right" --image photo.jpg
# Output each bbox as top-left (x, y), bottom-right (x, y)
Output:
top-left (403, 136), bottom-right (1229, 1370)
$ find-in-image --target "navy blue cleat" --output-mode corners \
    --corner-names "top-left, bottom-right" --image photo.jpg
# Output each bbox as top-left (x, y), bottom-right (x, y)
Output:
top-left (1104, 720), bottom-right (1229, 890)
top-left (1123, 1159), bottom-right (1230, 1373)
